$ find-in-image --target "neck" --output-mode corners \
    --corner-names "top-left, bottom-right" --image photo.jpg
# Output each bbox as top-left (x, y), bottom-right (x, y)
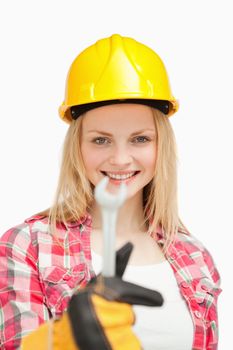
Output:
top-left (89, 191), bottom-right (147, 236)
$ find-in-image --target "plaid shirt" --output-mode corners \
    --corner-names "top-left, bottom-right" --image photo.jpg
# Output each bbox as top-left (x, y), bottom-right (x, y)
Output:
top-left (0, 214), bottom-right (222, 349)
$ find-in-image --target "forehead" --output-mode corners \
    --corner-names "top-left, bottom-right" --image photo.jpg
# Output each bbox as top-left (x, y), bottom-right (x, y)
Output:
top-left (82, 103), bottom-right (155, 131)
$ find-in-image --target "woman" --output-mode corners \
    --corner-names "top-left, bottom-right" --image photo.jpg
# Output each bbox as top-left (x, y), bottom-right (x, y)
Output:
top-left (0, 34), bottom-right (221, 350)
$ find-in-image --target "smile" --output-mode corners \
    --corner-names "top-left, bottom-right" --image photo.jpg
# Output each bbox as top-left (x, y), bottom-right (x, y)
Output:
top-left (101, 171), bottom-right (140, 180)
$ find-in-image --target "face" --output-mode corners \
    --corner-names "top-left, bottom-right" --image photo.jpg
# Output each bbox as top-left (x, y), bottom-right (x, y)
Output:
top-left (81, 104), bottom-right (157, 200)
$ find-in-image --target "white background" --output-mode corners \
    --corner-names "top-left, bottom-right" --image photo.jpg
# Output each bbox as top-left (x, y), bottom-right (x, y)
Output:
top-left (0, 0), bottom-right (232, 348)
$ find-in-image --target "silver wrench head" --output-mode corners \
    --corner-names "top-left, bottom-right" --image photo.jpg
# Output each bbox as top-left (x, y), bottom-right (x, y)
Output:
top-left (94, 176), bottom-right (127, 210)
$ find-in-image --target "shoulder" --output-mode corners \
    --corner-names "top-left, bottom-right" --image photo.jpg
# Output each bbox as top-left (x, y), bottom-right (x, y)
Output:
top-left (1, 214), bottom-right (71, 244)
top-left (0, 214), bottom-right (91, 261)
top-left (176, 229), bottom-right (214, 260)
top-left (1, 215), bottom-right (50, 244)
top-left (0, 215), bottom-right (51, 262)
top-left (176, 228), bottom-right (208, 254)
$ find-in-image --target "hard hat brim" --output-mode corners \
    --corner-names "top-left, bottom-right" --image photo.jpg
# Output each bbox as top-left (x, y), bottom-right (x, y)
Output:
top-left (68, 99), bottom-right (175, 121)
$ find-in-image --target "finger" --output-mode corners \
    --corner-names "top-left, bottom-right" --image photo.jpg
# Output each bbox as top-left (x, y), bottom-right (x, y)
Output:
top-left (115, 242), bottom-right (133, 277)
top-left (96, 276), bottom-right (164, 307)
top-left (68, 291), bottom-right (111, 350)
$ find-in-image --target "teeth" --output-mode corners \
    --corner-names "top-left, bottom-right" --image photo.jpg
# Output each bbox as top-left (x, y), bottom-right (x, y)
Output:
top-left (105, 172), bottom-right (136, 180)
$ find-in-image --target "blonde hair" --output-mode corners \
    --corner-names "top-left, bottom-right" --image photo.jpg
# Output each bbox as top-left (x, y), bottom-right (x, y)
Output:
top-left (144, 109), bottom-right (181, 250)
top-left (41, 108), bottom-right (185, 251)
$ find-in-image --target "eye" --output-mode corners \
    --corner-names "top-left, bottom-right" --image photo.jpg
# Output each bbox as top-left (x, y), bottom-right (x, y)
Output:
top-left (92, 137), bottom-right (110, 145)
top-left (132, 136), bottom-right (150, 143)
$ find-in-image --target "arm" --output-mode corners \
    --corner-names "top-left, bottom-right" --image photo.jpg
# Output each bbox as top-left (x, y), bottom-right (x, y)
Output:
top-left (0, 224), bottom-right (50, 349)
top-left (188, 234), bottom-right (222, 349)
top-left (202, 246), bottom-right (221, 291)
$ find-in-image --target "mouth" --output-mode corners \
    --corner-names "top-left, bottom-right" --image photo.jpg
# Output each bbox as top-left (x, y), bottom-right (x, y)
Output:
top-left (100, 171), bottom-right (140, 181)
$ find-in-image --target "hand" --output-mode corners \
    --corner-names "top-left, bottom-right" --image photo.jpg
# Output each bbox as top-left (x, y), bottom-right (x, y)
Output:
top-left (68, 242), bottom-right (163, 350)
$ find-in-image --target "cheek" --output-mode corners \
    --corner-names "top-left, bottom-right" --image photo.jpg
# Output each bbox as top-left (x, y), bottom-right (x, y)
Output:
top-left (139, 145), bottom-right (157, 170)
top-left (81, 145), bottom-right (105, 172)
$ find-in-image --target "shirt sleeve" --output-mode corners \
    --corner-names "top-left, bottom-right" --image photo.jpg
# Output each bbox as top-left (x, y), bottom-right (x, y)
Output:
top-left (184, 232), bottom-right (222, 293)
top-left (0, 224), bottom-right (50, 349)
top-left (202, 245), bottom-right (222, 293)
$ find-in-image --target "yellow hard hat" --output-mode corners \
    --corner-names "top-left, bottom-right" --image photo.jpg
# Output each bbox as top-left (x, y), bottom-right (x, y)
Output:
top-left (59, 34), bottom-right (179, 123)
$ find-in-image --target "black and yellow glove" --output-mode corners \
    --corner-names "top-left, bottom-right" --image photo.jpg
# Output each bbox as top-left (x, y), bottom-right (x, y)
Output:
top-left (22, 243), bottom-right (163, 350)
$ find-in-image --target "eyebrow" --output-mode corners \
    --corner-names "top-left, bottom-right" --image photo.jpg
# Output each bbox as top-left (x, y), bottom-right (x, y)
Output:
top-left (87, 129), bottom-right (155, 136)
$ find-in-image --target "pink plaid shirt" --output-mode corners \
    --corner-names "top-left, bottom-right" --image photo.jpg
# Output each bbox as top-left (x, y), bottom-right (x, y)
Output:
top-left (0, 214), bottom-right (221, 349)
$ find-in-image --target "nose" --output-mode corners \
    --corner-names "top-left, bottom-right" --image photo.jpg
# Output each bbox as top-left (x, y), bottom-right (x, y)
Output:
top-left (109, 144), bottom-right (133, 166)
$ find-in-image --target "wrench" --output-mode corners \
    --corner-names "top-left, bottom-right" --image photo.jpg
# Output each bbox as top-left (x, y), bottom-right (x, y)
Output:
top-left (94, 176), bottom-right (127, 277)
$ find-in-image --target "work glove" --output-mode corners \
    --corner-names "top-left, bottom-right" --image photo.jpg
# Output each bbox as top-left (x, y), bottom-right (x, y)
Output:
top-left (21, 243), bottom-right (163, 350)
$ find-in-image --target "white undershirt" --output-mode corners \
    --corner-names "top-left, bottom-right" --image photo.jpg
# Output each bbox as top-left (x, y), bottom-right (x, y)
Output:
top-left (91, 250), bottom-right (194, 350)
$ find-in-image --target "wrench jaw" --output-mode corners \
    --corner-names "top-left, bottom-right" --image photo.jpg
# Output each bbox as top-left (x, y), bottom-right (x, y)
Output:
top-left (94, 176), bottom-right (128, 210)
top-left (94, 177), bottom-right (128, 277)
